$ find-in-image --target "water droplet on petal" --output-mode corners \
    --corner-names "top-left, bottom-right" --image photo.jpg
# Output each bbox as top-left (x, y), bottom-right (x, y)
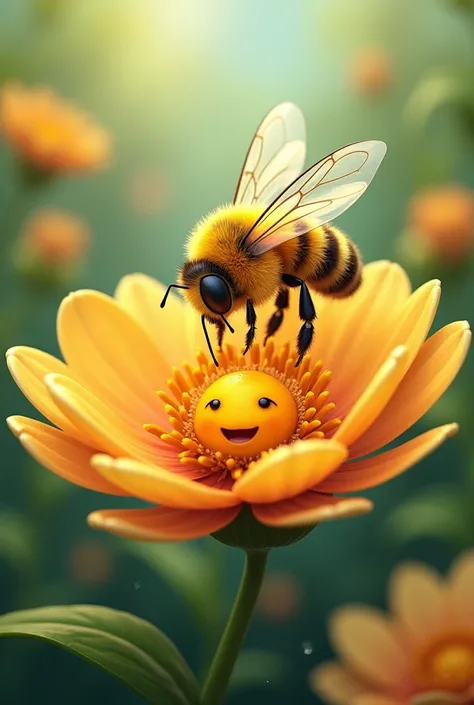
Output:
top-left (302, 641), bottom-right (313, 655)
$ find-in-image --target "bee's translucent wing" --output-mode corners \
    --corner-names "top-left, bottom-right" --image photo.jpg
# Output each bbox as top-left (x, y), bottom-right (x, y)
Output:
top-left (242, 140), bottom-right (387, 256)
top-left (233, 102), bottom-right (306, 207)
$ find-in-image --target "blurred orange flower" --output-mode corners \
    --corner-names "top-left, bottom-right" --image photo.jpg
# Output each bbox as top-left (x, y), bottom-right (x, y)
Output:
top-left (18, 209), bottom-right (90, 266)
top-left (350, 47), bottom-right (393, 96)
top-left (257, 572), bottom-right (303, 620)
top-left (408, 185), bottom-right (474, 262)
top-left (310, 551), bottom-right (474, 705)
top-left (68, 538), bottom-right (114, 586)
top-left (5, 262), bottom-right (470, 543)
top-left (0, 83), bottom-right (111, 175)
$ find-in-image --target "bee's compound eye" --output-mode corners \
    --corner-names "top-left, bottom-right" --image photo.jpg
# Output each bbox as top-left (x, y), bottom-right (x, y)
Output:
top-left (258, 397), bottom-right (276, 409)
top-left (206, 399), bottom-right (221, 411)
top-left (200, 275), bottom-right (232, 314)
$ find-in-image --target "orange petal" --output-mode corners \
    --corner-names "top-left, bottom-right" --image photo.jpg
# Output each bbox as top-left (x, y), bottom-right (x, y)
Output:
top-left (44, 373), bottom-right (172, 465)
top-left (336, 279), bottom-right (441, 419)
top-left (354, 697), bottom-right (401, 705)
top-left (87, 505), bottom-right (241, 541)
top-left (319, 424), bottom-right (458, 493)
top-left (317, 262), bottom-right (411, 389)
top-left (6, 415), bottom-right (126, 495)
top-left (389, 563), bottom-right (446, 643)
top-left (309, 662), bottom-right (368, 705)
top-left (57, 290), bottom-right (169, 423)
top-left (115, 274), bottom-right (192, 365)
top-left (350, 321), bottom-right (471, 458)
top-left (6, 346), bottom-right (83, 441)
top-left (330, 607), bottom-right (410, 689)
top-left (334, 346), bottom-right (409, 448)
top-left (252, 492), bottom-right (373, 527)
top-left (448, 551), bottom-right (474, 628)
top-left (232, 440), bottom-right (348, 504)
top-left (409, 695), bottom-right (468, 705)
top-left (92, 454), bottom-right (241, 509)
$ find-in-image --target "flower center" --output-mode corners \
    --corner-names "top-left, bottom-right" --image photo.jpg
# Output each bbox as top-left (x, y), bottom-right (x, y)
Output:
top-left (144, 339), bottom-right (341, 482)
top-left (416, 637), bottom-right (474, 693)
top-left (194, 370), bottom-right (299, 457)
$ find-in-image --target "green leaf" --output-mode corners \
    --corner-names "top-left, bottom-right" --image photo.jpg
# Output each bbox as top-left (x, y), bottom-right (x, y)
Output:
top-left (123, 541), bottom-right (222, 631)
top-left (0, 605), bottom-right (200, 705)
top-left (229, 649), bottom-right (288, 691)
top-left (386, 484), bottom-right (471, 548)
top-left (404, 70), bottom-right (474, 135)
top-left (0, 510), bottom-right (36, 573)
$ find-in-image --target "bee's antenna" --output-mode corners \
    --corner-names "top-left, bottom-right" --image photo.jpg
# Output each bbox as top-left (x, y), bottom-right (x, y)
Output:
top-left (201, 314), bottom-right (219, 367)
top-left (160, 284), bottom-right (189, 309)
top-left (220, 315), bottom-right (234, 334)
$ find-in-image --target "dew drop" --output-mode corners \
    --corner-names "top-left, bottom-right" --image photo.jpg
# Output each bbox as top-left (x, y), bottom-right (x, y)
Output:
top-left (134, 581), bottom-right (141, 590)
top-left (302, 640), bottom-right (313, 655)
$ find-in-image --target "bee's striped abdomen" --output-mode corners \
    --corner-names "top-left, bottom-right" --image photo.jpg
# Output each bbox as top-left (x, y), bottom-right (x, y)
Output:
top-left (308, 225), bottom-right (362, 297)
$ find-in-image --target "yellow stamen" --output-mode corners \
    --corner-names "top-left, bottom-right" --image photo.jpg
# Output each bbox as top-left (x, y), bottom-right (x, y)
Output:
top-left (416, 637), bottom-right (474, 692)
top-left (143, 422), bottom-right (167, 438)
top-left (160, 433), bottom-right (183, 449)
top-left (157, 390), bottom-right (178, 409)
top-left (315, 390), bottom-right (330, 411)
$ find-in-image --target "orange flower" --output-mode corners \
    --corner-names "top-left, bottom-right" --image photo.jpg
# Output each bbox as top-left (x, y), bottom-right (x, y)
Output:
top-left (0, 83), bottom-right (111, 175)
top-left (5, 262), bottom-right (470, 543)
top-left (257, 572), bottom-right (303, 620)
top-left (310, 551), bottom-right (474, 705)
top-left (408, 185), bottom-right (474, 261)
top-left (350, 47), bottom-right (393, 96)
top-left (68, 538), bottom-right (113, 586)
top-left (18, 209), bottom-right (90, 266)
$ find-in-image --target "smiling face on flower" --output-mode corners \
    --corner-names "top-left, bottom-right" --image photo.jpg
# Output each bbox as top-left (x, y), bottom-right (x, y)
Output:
top-left (194, 371), bottom-right (300, 458)
top-left (4, 261), bottom-right (471, 546)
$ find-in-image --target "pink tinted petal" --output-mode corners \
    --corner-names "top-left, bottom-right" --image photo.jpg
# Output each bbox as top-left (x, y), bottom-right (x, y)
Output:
top-left (57, 289), bottom-right (170, 423)
top-left (447, 551), bottom-right (474, 628)
top-left (7, 415), bottom-right (126, 495)
top-left (252, 492), bottom-right (373, 527)
top-left (114, 274), bottom-right (192, 365)
top-left (319, 424), bottom-right (458, 493)
top-left (44, 373), bottom-right (174, 465)
top-left (389, 563), bottom-right (446, 643)
top-left (330, 607), bottom-right (411, 690)
top-left (349, 322), bottom-right (470, 459)
top-left (232, 440), bottom-right (348, 503)
top-left (87, 505), bottom-right (241, 541)
top-left (92, 454), bottom-right (241, 509)
top-left (309, 662), bottom-right (370, 705)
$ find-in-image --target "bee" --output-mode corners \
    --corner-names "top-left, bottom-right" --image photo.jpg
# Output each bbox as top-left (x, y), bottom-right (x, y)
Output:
top-left (161, 103), bottom-right (386, 367)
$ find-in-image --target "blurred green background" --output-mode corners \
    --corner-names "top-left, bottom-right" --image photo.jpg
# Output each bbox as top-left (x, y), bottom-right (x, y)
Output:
top-left (0, 0), bottom-right (473, 703)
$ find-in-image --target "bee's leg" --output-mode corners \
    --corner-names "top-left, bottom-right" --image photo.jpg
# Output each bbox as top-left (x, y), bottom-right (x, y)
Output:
top-left (201, 314), bottom-right (219, 367)
top-left (281, 274), bottom-right (317, 367)
top-left (264, 288), bottom-right (289, 344)
top-left (214, 318), bottom-right (225, 350)
top-left (243, 299), bottom-right (257, 355)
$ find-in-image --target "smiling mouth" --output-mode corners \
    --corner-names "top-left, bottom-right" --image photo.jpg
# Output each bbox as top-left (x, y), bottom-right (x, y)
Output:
top-left (221, 427), bottom-right (259, 444)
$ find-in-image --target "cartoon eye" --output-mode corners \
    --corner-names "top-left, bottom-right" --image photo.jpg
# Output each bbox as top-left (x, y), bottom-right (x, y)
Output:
top-left (258, 397), bottom-right (276, 409)
top-left (206, 399), bottom-right (221, 411)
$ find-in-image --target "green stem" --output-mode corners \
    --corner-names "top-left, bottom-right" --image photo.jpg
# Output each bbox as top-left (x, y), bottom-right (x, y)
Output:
top-left (201, 550), bottom-right (268, 705)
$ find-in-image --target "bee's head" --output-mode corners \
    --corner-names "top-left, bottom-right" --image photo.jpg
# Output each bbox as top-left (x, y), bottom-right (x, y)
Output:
top-left (199, 274), bottom-right (232, 316)
top-left (173, 261), bottom-right (236, 319)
